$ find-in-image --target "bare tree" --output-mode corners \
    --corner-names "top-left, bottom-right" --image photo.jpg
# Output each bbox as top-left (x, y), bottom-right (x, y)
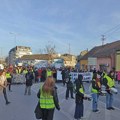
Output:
top-left (38, 43), bottom-right (57, 62)
top-left (39, 48), bottom-right (43, 54)
top-left (44, 44), bottom-right (56, 54)
top-left (44, 44), bottom-right (57, 62)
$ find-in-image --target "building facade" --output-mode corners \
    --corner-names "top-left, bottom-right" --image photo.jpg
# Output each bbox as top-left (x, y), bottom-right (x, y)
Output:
top-left (116, 50), bottom-right (120, 71)
top-left (80, 40), bottom-right (120, 72)
top-left (9, 46), bottom-right (32, 65)
top-left (20, 53), bottom-right (77, 67)
top-left (61, 54), bottom-right (76, 67)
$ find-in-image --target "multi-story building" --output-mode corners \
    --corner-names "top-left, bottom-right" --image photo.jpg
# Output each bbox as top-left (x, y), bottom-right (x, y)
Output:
top-left (9, 46), bottom-right (32, 65)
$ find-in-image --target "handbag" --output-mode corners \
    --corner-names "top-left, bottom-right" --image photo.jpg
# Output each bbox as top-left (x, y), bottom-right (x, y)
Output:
top-left (34, 102), bottom-right (42, 119)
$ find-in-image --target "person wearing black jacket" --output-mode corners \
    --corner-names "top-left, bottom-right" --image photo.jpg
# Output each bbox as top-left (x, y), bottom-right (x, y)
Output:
top-left (74, 74), bottom-right (86, 120)
top-left (41, 68), bottom-right (46, 82)
top-left (61, 68), bottom-right (66, 86)
top-left (65, 76), bottom-right (74, 100)
top-left (37, 76), bottom-right (60, 120)
top-left (24, 69), bottom-right (34, 95)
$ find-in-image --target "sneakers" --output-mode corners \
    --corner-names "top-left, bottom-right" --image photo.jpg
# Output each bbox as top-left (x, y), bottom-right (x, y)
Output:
top-left (6, 101), bottom-right (10, 105)
top-left (110, 107), bottom-right (115, 110)
top-left (93, 109), bottom-right (100, 113)
top-left (106, 107), bottom-right (111, 110)
top-left (81, 116), bottom-right (86, 119)
top-left (106, 107), bottom-right (115, 110)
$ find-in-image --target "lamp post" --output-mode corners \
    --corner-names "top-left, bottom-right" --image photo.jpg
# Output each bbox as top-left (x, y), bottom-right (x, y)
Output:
top-left (0, 47), bottom-right (2, 64)
top-left (9, 32), bottom-right (17, 46)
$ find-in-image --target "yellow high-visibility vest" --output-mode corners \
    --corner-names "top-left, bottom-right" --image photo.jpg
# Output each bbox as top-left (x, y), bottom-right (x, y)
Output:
top-left (39, 87), bottom-right (55, 109)
top-left (6, 73), bottom-right (11, 79)
top-left (79, 85), bottom-right (84, 94)
top-left (47, 70), bottom-right (52, 77)
top-left (91, 79), bottom-right (100, 93)
top-left (104, 75), bottom-right (115, 88)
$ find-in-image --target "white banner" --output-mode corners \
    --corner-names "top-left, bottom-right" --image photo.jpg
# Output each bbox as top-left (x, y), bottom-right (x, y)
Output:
top-left (12, 74), bottom-right (26, 84)
top-left (57, 71), bottom-right (62, 81)
top-left (70, 72), bottom-right (93, 82)
top-left (57, 71), bottom-right (93, 82)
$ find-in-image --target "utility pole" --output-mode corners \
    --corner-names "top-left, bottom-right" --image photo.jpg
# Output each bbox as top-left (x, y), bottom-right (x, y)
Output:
top-left (101, 35), bottom-right (105, 45)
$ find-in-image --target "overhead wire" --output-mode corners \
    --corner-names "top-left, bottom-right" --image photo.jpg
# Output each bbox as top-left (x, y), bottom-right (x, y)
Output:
top-left (102, 23), bottom-right (120, 39)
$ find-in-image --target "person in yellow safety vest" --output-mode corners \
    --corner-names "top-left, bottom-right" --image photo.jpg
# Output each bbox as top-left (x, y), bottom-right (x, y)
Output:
top-left (46, 68), bottom-right (52, 77)
top-left (74, 74), bottom-right (88, 120)
top-left (103, 70), bottom-right (115, 110)
top-left (22, 69), bottom-right (28, 75)
top-left (91, 71), bottom-right (101, 113)
top-left (6, 71), bottom-right (12, 92)
top-left (37, 76), bottom-right (60, 120)
top-left (16, 67), bottom-right (22, 74)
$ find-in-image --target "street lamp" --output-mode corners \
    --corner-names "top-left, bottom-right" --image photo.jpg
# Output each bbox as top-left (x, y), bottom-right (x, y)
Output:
top-left (9, 32), bottom-right (18, 46)
top-left (0, 47), bottom-right (2, 64)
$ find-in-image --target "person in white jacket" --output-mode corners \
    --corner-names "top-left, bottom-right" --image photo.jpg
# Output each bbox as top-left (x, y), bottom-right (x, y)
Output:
top-left (0, 69), bottom-right (10, 105)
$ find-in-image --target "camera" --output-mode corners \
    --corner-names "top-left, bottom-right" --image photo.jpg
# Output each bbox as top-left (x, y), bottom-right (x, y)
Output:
top-left (110, 88), bottom-right (118, 94)
top-left (84, 94), bottom-right (92, 101)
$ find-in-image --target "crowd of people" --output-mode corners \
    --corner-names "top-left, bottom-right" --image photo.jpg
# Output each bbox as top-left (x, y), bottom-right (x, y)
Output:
top-left (0, 65), bottom-right (119, 120)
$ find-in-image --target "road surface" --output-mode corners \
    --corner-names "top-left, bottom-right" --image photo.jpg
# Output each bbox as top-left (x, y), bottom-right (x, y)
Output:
top-left (0, 82), bottom-right (120, 120)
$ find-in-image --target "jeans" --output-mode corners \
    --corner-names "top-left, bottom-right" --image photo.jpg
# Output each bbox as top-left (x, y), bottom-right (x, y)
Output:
top-left (66, 87), bottom-right (74, 98)
top-left (106, 93), bottom-right (113, 108)
top-left (3, 88), bottom-right (9, 103)
top-left (7, 78), bottom-right (12, 91)
top-left (92, 93), bottom-right (99, 111)
top-left (24, 86), bottom-right (31, 95)
top-left (38, 78), bottom-right (41, 82)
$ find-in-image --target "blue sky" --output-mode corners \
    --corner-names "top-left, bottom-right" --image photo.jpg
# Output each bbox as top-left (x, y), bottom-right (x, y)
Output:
top-left (0, 0), bottom-right (120, 57)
